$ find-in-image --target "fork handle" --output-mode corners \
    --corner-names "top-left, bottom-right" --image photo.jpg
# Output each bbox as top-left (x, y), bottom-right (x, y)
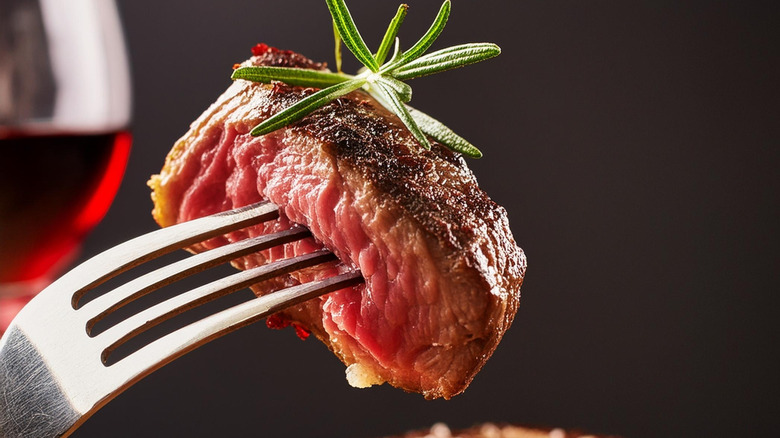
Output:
top-left (0, 327), bottom-right (82, 438)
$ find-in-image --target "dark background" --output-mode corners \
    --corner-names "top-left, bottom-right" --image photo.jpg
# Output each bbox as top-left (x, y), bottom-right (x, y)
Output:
top-left (72, 0), bottom-right (777, 436)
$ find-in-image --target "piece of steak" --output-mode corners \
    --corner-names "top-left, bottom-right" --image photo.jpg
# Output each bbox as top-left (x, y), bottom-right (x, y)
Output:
top-left (149, 44), bottom-right (526, 399)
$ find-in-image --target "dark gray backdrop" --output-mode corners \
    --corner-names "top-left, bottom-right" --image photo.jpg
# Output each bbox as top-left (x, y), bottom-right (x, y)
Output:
top-left (73, 1), bottom-right (777, 436)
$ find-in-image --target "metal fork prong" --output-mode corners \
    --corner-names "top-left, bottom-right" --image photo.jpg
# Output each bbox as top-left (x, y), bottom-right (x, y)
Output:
top-left (106, 271), bottom-right (363, 393)
top-left (83, 227), bottom-right (312, 334)
top-left (70, 201), bottom-right (279, 308)
top-left (99, 250), bottom-right (338, 364)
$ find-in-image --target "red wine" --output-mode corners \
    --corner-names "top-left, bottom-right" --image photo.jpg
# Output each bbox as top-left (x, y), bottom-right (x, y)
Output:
top-left (0, 130), bottom-right (131, 282)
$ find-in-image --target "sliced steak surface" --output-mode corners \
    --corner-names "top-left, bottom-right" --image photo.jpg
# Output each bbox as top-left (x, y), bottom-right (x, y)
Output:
top-left (149, 44), bottom-right (526, 399)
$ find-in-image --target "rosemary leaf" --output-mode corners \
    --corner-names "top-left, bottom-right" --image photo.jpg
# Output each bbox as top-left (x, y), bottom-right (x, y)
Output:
top-left (408, 106), bottom-right (482, 158)
top-left (333, 20), bottom-right (343, 73)
top-left (326, 0), bottom-right (380, 72)
top-left (392, 43), bottom-right (501, 81)
top-left (232, 66), bottom-right (350, 88)
top-left (383, 0), bottom-right (450, 71)
top-left (251, 79), bottom-right (365, 136)
top-left (376, 76), bottom-right (412, 102)
top-left (386, 38), bottom-right (402, 65)
top-left (370, 81), bottom-right (431, 149)
top-left (374, 4), bottom-right (408, 65)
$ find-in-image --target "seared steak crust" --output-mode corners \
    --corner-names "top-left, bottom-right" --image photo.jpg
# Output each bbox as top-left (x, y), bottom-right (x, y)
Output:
top-left (150, 45), bottom-right (526, 399)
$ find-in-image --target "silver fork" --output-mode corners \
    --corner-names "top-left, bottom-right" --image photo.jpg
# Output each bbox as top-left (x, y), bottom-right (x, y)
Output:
top-left (0, 201), bottom-right (362, 438)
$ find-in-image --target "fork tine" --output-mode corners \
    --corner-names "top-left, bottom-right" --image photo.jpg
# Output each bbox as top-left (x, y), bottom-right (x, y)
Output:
top-left (98, 250), bottom-right (338, 363)
top-left (82, 226), bottom-right (312, 334)
top-left (0, 200), bottom-right (365, 438)
top-left (105, 271), bottom-right (363, 392)
top-left (70, 201), bottom-right (279, 308)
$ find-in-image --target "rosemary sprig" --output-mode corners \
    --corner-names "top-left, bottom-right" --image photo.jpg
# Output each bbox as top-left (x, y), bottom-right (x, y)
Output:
top-left (231, 0), bottom-right (500, 158)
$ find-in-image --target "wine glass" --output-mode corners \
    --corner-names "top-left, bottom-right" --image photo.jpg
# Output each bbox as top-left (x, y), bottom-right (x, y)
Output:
top-left (0, 0), bottom-right (131, 331)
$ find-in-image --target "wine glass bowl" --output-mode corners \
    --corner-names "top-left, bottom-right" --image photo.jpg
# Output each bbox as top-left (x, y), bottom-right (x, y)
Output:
top-left (0, 0), bottom-right (131, 330)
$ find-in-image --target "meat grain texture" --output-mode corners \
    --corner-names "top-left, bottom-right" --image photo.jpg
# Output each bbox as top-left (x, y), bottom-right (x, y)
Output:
top-left (149, 45), bottom-right (526, 399)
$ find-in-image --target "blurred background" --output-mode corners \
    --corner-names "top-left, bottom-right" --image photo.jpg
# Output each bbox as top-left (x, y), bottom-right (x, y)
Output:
top-left (36, 0), bottom-right (778, 436)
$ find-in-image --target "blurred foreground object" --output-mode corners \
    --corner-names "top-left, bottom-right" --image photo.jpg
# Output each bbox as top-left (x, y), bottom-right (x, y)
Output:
top-left (387, 422), bottom-right (622, 438)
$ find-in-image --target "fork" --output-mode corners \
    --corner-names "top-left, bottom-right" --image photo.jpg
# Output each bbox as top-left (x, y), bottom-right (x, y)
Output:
top-left (0, 201), bottom-right (362, 437)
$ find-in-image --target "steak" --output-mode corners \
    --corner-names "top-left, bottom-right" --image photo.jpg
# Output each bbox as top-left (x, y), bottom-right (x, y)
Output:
top-left (149, 44), bottom-right (526, 399)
